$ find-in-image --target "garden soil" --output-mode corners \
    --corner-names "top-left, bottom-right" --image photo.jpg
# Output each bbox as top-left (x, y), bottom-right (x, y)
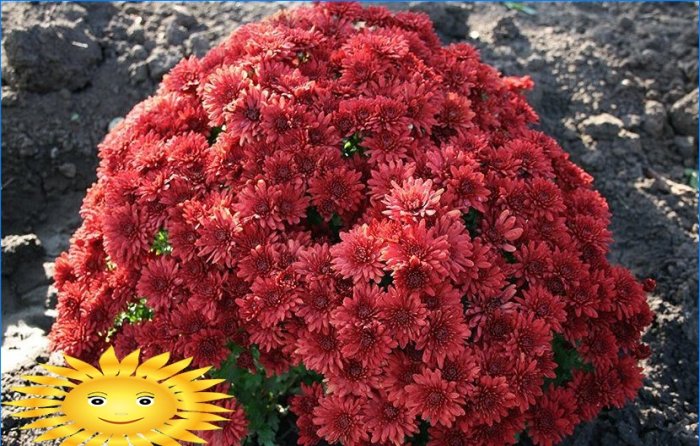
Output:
top-left (1, 3), bottom-right (697, 445)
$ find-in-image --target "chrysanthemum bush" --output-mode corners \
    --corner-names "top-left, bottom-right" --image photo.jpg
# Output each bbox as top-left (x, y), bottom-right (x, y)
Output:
top-left (50, 3), bottom-right (654, 445)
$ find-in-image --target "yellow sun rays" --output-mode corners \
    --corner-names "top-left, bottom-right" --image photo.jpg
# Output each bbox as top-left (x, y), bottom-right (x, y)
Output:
top-left (5, 347), bottom-right (232, 445)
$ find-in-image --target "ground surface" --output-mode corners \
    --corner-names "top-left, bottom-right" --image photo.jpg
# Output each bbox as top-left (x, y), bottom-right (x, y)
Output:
top-left (1, 2), bottom-right (698, 445)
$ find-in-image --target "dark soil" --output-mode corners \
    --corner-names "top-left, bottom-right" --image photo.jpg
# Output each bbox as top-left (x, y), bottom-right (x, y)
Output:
top-left (2, 3), bottom-right (697, 445)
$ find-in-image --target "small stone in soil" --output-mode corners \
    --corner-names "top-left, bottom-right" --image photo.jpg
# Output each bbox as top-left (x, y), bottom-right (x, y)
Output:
top-left (579, 113), bottom-right (624, 140)
top-left (643, 100), bottom-right (667, 137)
top-left (674, 136), bottom-right (696, 160)
top-left (58, 162), bottom-right (77, 179)
top-left (670, 88), bottom-right (699, 136)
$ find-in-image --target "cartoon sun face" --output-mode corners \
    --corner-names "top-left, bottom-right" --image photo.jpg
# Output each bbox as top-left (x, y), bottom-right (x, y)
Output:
top-left (6, 347), bottom-right (231, 445)
top-left (61, 375), bottom-right (179, 436)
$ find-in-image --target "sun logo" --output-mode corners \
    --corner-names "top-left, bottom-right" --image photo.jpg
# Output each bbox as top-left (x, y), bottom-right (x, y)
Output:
top-left (5, 347), bottom-right (232, 445)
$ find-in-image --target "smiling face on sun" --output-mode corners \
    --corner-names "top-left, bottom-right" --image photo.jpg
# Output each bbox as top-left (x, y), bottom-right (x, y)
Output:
top-left (61, 375), bottom-right (179, 435)
top-left (6, 347), bottom-right (232, 445)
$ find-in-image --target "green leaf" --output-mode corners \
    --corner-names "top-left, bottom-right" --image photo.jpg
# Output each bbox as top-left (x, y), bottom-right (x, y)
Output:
top-left (208, 126), bottom-right (224, 145)
top-left (305, 206), bottom-right (324, 227)
top-left (378, 272), bottom-right (394, 290)
top-left (503, 251), bottom-right (517, 264)
top-left (504, 2), bottom-right (537, 15)
top-left (462, 208), bottom-right (483, 237)
top-left (330, 213), bottom-right (343, 230)
top-left (407, 420), bottom-right (430, 446)
top-left (257, 413), bottom-right (280, 446)
top-left (341, 132), bottom-right (366, 158)
top-left (105, 256), bottom-right (117, 271)
top-left (546, 333), bottom-right (593, 386)
top-left (329, 213), bottom-right (344, 242)
top-left (684, 168), bottom-right (698, 189)
top-left (151, 229), bottom-right (172, 256)
top-left (211, 348), bottom-right (321, 444)
top-left (107, 298), bottom-right (154, 339)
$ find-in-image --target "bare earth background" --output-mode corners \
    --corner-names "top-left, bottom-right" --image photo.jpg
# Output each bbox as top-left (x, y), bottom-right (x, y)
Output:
top-left (1, 2), bottom-right (698, 445)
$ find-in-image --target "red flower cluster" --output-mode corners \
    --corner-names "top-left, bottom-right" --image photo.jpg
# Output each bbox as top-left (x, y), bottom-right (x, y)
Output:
top-left (50, 3), bottom-right (653, 445)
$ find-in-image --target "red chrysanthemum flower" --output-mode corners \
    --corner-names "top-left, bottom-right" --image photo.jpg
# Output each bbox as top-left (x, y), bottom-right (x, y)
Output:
top-left (331, 282), bottom-right (382, 328)
top-left (226, 87), bottom-right (269, 144)
top-left (238, 276), bottom-right (301, 328)
top-left (237, 243), bottom-right (278, 281)
top-left (365, 391), bottom-right (419, 444)
top-left (297, 280), bottom-right (340, 332)
top-left (609, 356), bottom-right (644, 405)
top-left (102, 204), bottom-right (153, 265)
top-left (313, 394), bottom-right (369, 445)
top-left (507, 313), bottom-right (552, 358)
top-left (181, 327), bottom-right (229, 368)
top-left (405, 368), bottom-right (465, 427)
top-left (277, 183), bottom-right (309, 225)
top-left (296, 326), bottom-right (343, 374)
top-left (382, 219), bottom-right (450, 274)
top-left (383, 350), bottom-right (425, 406)
top-left (481, 209), bottom-right (524, 253)
top-left (515, 285), bottom-right (566, 332)
top-left (331, 224), bottom-right (385, 283)
top-left (436, 92), bottom-right (475, 137)
top-left (294, 243), bottom-right (334, 279)
top-left (383, 177), bottom-right (443, 222)
top-left (197, 384), bottom-right (249, 446)
top-left (393, 256), bottom-right (442, 296)
top-left (445, 164), bottom-right (490, 213)
top-left (463, 375), bottom-right (517, 426)
top-left (417, 310), bottom-right (471, 367)
top-left (326, 358), bottom-right (382, 398)
top-left (339, 320), bottom-right (397, 368)
top-left (291, 382), bottom-right (324, 418)
top-left (378, 287), bottom-right (428, 348)
top-left (439, 348), bottom-right (480, 395)
top-left (308, 167), bottom-right (364, 219)
top-left (52, 4), bottom-right (653, 444)
top-left (135, 256), bottom-right (182, 310)
top-left (195, 205), bottom-right (241, 267)
top-left (525, 387), bottom-right (578, 446)
top-left (201, 65), bottom-right (249, 126)
top-left (235, 179), bottom-right (284, 230)
top-left (364, 127), bottom-right (413, 165)
top-left (509, 357), bottom-right (545, 411)
top-left (368, 160), bottom-right (417, 203)
top-left (578, 326), bottom-right (618, 369)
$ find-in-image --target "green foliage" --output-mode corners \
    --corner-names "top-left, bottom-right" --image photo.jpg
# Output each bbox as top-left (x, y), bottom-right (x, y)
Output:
top-left (213, 346), bottom-right (321, 446)
top-left (305, 207), bottom-right (343, 242)
top-left (151, 229), bottom-right (172, 256)
top-left (209, 125), bottom-right (224, 145)
top-left (341, 132), bottom-right (366, 158)
top-left (462, 208), bottom-right (483, 237)
top-left (547, 333), bottom-right (593, 386)
top-left (328, 213), bottom-right (344, 241)
top-left (305, 206), bottom-right (324, 227)
top-left (105, 256), bottom-right (117, 271)
top-left (379, 271), bottom-right (394, 290)
top-left (683, 168), bottom-right (698, 189)
top-left (503, 251), bottom-right (517, 264)
top-left (107, 298), bottom-right (154, 339)
top-left (117, 298), bottom-right (154, 325)
top-left (504, 2), bottom-right (537, 15)
top-left (407, 420), bottom-right (431, 446)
